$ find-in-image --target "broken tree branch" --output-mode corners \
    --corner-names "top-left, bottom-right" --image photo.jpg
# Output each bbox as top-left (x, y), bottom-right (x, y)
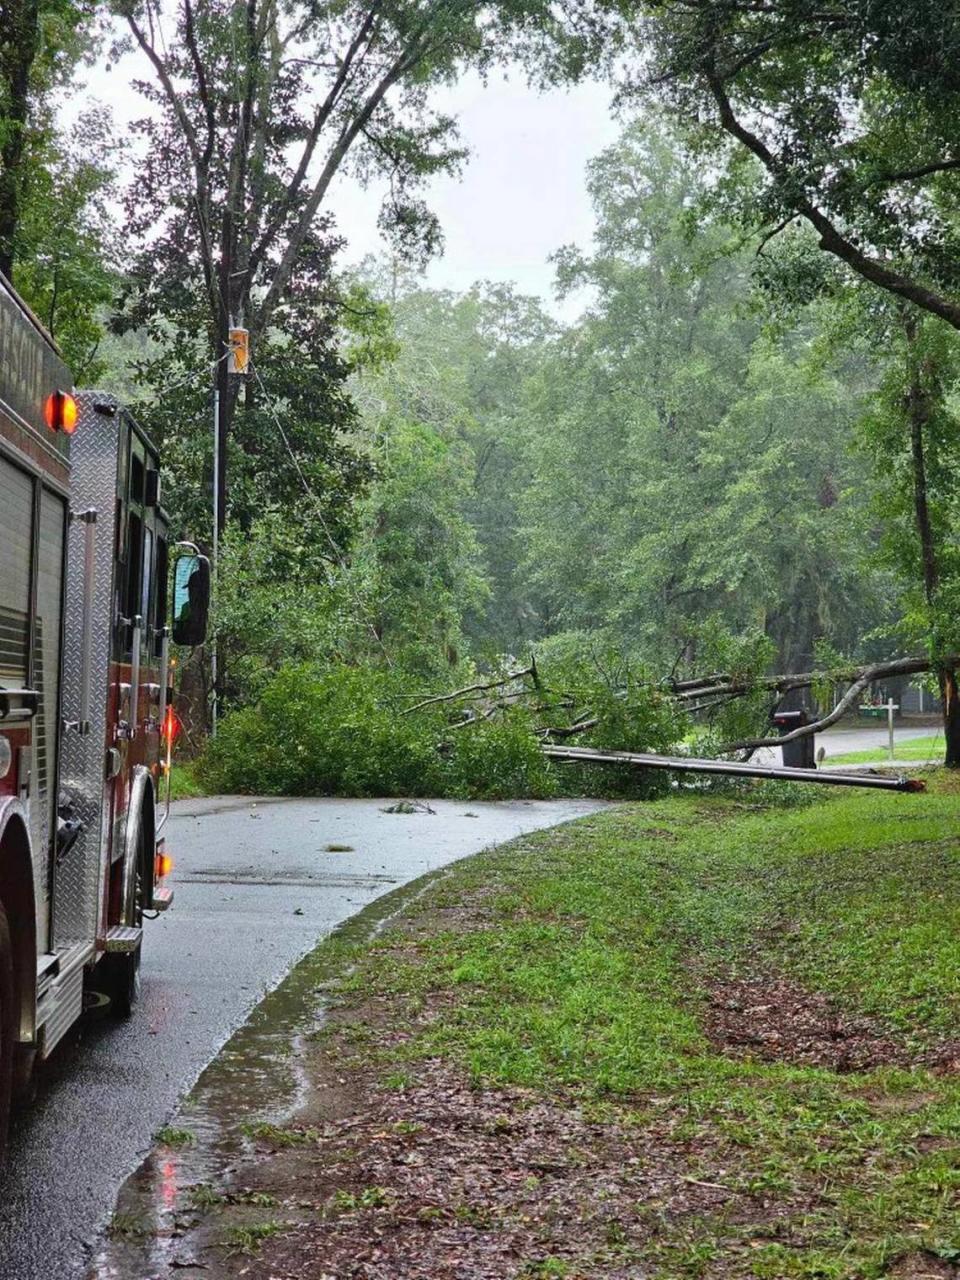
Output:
top-left (722, 655), bottom-right (949, 751)
top-left (673, 654), bottom-right (937, 703)
top-left (403, 667), bottom-right (535, 716)
top-left (536, 718), bottom-right (599, 741)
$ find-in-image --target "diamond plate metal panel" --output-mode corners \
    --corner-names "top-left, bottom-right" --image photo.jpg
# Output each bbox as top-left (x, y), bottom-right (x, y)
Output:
top-left (55, 392), bottom-right (121, 949)
top-left (31, 488), bottom-right (66, 955)
top-left (0, 458), bottom-right (32, 682)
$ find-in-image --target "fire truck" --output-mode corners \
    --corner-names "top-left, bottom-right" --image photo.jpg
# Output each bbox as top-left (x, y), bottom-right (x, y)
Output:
top-left (0, 276), bottom-right (209, 1146)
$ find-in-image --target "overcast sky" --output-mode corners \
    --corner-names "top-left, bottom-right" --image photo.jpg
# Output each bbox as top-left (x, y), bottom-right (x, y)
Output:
top-left (328, 72), bottom-right (621, 312)
top-left (82, 60), bottom-right (621, 319)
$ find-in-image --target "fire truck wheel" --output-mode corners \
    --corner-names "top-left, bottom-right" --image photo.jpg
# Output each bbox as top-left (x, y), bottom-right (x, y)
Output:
top-left (0, 903), bottom-right (15, 1153)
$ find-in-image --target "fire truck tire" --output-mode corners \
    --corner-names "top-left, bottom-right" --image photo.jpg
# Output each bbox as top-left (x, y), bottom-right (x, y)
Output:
top-left (0, 903), bottom-right (15, 1153)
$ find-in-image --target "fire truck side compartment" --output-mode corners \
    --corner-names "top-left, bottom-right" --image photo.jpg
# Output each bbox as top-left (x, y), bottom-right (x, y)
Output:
top-left (57, 397), bottom-right (124, 951)
top-left (0, 277), bottom-right (74, 1052)
top-left (57, 392), bottom-right (168, 952)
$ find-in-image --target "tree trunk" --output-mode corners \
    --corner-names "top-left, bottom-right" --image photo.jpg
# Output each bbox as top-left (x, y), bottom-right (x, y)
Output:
top-left (903, 315), bottom-right (959, 766)
top-left (906, 334), bottom-right (938, 604)
top-left (938, 666), bottom-right (960, 767)
top-left (0, 0), bottom-right (40, 279)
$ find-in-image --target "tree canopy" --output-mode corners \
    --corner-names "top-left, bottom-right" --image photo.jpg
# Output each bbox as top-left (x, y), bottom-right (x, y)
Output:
top-left (610, 1), bottom-right (960, 329)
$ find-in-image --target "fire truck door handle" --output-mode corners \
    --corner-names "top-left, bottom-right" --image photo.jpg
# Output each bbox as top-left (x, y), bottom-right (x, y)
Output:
top-left (128, 615), bottom-right (143, 739)
top-left (0, 688), bottom-right (39, 721)
top-left (64, 507), bottom-right (98, 737)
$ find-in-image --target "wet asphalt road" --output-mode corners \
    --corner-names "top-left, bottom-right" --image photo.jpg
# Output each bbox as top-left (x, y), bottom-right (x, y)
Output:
top-left (0, 794), bottom-right (603, 1280)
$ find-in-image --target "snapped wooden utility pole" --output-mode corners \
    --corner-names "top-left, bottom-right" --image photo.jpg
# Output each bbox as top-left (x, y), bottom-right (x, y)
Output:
top-left (543, 745), bottom-right (925, 792)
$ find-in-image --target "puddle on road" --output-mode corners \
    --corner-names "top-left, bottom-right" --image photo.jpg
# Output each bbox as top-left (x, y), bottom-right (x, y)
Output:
top-left (88, 865), bottom-right (450, 1279)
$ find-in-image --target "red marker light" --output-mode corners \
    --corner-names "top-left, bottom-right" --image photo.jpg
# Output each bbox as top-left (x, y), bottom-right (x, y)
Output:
top-left (156, 852), bottom-right (174, 879)
top-left (162, 706), bottom-right (181, 744)
top-left (44, 389), bottom-right (78, 434)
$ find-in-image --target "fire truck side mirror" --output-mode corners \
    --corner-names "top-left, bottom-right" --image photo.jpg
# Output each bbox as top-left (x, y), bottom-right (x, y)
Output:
top-left (172, 554), bottom-right (211, 647)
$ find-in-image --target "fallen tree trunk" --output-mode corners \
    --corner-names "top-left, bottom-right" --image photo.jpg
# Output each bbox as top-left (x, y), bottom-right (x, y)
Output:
top-left (672, 654), bottom-right (937, 703)
top-left (722, 655), bottom-right (949, 751)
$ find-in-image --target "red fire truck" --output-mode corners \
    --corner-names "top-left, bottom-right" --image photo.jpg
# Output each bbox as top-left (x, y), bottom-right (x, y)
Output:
top-left (0, 276), bottom-right (209, 1146)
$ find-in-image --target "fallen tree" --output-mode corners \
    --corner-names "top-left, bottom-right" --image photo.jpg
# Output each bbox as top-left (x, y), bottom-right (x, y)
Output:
top-left (720, 656), bottom-right (939, 752)
top-left (407, 651), bottom-right (952, 766)
top-left (669, 655), bottom-right (934, 705)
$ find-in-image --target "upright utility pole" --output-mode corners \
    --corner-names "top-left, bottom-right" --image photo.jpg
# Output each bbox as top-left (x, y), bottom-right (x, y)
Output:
top-left (215, 331), bottom-right (229, 536)
top-left (211, 384), bottom-right (220, 736)
top-left (209, 325), bottom-right (249, 739)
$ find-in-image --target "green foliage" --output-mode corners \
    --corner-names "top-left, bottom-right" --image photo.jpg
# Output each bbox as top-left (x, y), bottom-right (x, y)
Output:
top-left (213, 510), bottom-right (348, 705)
top-left (346, 418), bottom-right (491, 675)
top-left (614, 0), bottom-right (960, 330)
top-left (444, 714), bottom-right (557, 801)
top-left (201, 662), bottom-right (558, 799)
top-left (165, 762), bottom-right (206, 801)
top-left (13, 109), bottom-right (118, 380)
top-left (0, 0), bottom-right (99, 274)
top-left (107, 0), bottom-right (596, 551)
top-left (343, 116), bottom-right (885, 696)
top-left (515, 119), bottom-right (879, 673)
top-left (856, 313), bottom-right (960, 662)
top-left (200, 653), bottom-right (688, 800)
top-left (201, 665), bottom-right (445, 798)
top-left (351, 274), bottom-right (559, 654)
top-left (684, 619), bottom-right (776, 750)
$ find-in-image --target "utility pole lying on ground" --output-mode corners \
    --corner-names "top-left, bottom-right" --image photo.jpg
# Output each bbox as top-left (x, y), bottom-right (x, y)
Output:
top-left (543, 745), bottom-right (925, 792)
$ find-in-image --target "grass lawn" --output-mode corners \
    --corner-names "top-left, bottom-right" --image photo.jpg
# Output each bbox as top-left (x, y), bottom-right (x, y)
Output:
top-left (163, 760), bottom-right (207, 800)
top-left (169, 773), bottom-right (960, 1279)
top-left (828, 734), bottom-right (945, 765)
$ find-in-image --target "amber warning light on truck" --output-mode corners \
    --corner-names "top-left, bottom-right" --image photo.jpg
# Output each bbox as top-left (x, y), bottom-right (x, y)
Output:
top-left (44, 388), bottom-right (77, 433)
top-left (162, 705), bottom-right (181, 744)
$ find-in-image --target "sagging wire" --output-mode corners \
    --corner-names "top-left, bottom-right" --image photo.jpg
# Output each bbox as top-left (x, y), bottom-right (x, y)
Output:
top-left (251, 365), bottom-right (393, 665)
top-left (129, 350), bottom-right (232, 416)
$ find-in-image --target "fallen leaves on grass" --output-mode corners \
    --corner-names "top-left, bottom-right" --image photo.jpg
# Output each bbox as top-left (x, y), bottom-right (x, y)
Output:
top-left (703, 971), bottom-right (960, 1074)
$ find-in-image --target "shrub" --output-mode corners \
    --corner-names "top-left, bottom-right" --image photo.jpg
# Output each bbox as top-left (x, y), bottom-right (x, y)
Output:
top-left (444, 713), bottom-right (558, 800)
top-left (200, 656), bottom-right (690, 801)
top-left (200, 665), bottom-right (444, 797)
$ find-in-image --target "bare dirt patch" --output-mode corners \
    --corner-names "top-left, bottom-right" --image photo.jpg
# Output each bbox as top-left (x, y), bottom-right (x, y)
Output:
top-left (703, 972), bottom-right (960, 1074)
top-left (218, 1048), bottom-right (808, 1280)
top-left (886, 1251), bottom-right (959, 1279)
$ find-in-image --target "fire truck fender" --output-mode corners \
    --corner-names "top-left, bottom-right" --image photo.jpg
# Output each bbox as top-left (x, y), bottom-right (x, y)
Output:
top-left (121, 767), bottom-right (157, 925)
top-left (0, 798), bottom-right (37, 1044)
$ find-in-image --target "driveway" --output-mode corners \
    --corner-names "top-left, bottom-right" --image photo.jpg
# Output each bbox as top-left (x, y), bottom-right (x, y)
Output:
top-left (0, 794), bottom-right (605, 1280)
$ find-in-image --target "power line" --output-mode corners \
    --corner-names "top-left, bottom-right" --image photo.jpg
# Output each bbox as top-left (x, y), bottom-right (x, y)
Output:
top-left (129, 351), bottom-right (230, 413)
top-left (252, 366), bottom-right (393, 664)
